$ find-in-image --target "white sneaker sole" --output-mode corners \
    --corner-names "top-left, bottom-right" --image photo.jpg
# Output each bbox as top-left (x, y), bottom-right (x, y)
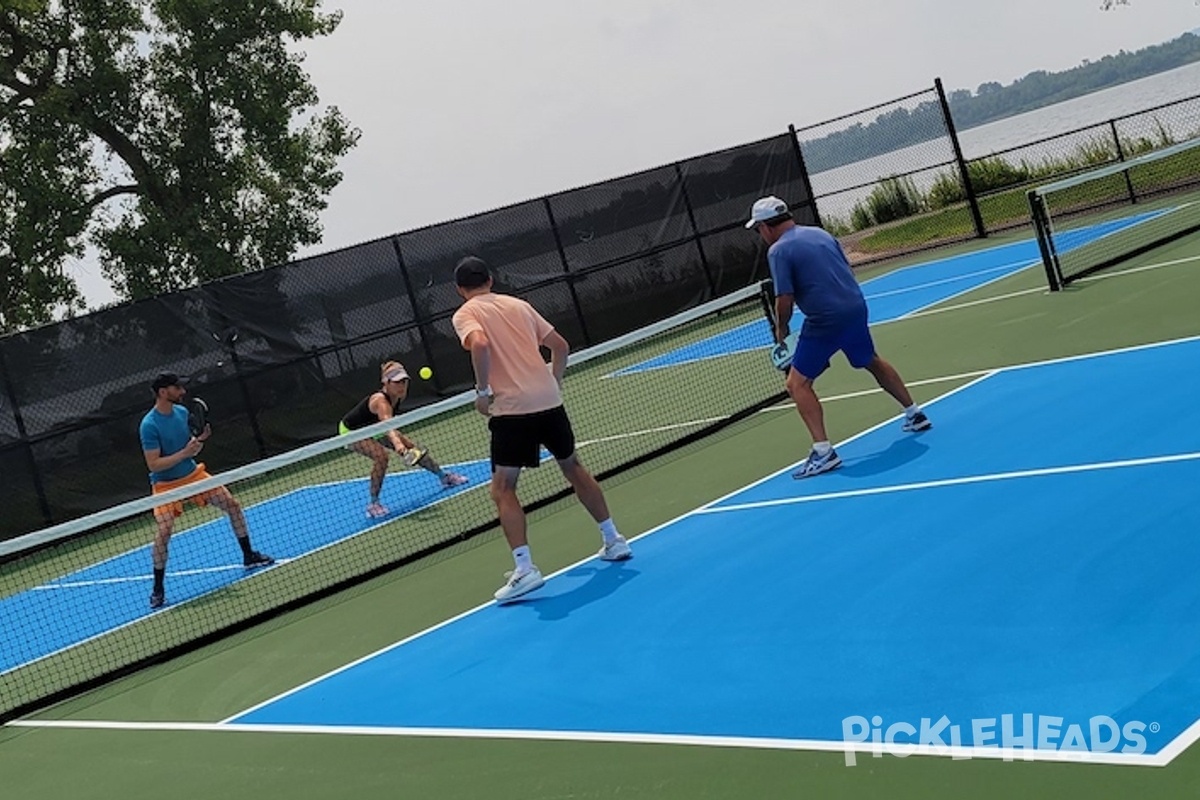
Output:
top-left (494, 573), bottom-right (545, 604)
top-left (599, 544), bottom-right (633, 561)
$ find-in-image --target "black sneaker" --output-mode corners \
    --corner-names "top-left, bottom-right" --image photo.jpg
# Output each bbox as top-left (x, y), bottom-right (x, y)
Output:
top-left (901, 411), bottom-right (932, 432)
top-left (243, 551), bottom-right (275, 569)
top-left (150, 589), bottom-right (166, 609)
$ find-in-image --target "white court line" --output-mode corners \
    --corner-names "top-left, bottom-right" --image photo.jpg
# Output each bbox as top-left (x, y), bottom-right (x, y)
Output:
top-left (569, 370), bottom-right (993, 448)
top-left (30, 559), bottom-right (299, 590)
top-left (26, 458), bottom-right (486, 592)
top-left (685, 371), bottom-right (1000, 513)
top-left (0, 477), bottom-right (488, 681)
top-left (901, 286), bottom-right (1046, 319)
top-left (863, 260), bottom-right (1029, 300)
top-left (607, 217), bottom-right (1197, 380)
top-left (605, 261), bottom-right (1032, 379)
top-left (697, 451), bottom-right (1200, 515)
top-left (14, 337), bottom-right (1200, 763)
top-left (216, 335), bottom-right (1200, 732)
top-left (891, 259), bottom-right (1037, 322)
top-left (1, 718), bottom-right (1171, 767)
top-left (219, 369), bottom-right (999, 726)
top-left (1077, 252), bottom-right (1200, 283)
top-left (892, 251), bottom-right (1200, 322)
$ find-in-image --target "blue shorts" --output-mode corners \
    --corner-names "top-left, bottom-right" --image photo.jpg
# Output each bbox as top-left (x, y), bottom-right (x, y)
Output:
top-left (791, 312), bottom-right (876, 379)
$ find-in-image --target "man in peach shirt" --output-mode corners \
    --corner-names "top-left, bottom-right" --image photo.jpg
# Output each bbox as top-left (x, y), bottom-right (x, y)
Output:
top-left (452, 256), bottom-right (632, 603)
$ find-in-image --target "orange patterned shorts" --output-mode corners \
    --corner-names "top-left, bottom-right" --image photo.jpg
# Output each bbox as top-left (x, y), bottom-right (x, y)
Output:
top-left (151, 464), bottom-right (224, 520)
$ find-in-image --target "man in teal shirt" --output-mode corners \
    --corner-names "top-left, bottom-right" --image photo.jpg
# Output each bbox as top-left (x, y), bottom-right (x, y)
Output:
top-left (140, 372), bottom-right (273, 609)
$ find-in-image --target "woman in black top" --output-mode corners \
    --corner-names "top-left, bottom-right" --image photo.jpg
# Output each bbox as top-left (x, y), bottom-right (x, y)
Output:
top-left (340, 360), bottom-right (467, 519)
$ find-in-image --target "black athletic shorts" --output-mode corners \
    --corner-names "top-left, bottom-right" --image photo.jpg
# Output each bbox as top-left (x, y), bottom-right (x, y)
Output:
top-left (488, 405), bottom-right (576, 469)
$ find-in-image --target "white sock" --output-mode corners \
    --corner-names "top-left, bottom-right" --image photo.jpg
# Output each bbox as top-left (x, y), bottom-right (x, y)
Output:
top-left (812, 441), bottom-right (832, 456)
top-left (598, 518), bottom-right (620, 544)
top-left (512, 545), bottom-right (533, 573)
top-left (904, 404), bottom-right (921, 418)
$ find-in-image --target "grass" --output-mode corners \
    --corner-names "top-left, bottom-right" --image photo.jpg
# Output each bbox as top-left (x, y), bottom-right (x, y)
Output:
top-left (848, 144), bottom-right (1200, 255)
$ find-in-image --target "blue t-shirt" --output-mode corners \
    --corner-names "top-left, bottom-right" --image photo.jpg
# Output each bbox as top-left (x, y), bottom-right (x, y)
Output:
top-left (139, 405), bottom-right (196, 484)
top-left (767, 226), bottom-right (866, 333)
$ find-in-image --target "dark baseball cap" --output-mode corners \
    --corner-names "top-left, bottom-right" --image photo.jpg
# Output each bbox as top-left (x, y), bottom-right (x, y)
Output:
top-left (150, 372), bottom-right (189, 391)
top-left (454, 256), bottom-right (491, 288)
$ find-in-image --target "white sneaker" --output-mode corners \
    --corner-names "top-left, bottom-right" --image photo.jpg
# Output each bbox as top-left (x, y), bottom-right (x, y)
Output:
top-left (792, 448), bottom-right (842, 479)
top-left (366, 502), bottom-right (389, 519)
top-left (441, 472), bottom-right (469, 488)
top-left (494, 567), bottom-right (544, 603)
top-left (598, 535), bottom-right (633, 561)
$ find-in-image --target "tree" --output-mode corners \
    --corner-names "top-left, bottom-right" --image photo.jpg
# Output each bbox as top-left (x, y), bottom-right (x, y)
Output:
top-left (0, 0), bottom-right (359, 334)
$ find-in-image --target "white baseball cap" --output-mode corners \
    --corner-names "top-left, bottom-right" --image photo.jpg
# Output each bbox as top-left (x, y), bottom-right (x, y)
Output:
top-left (744, 196), bottom-right (791, 229)
top-left (384, 365), bottom-right (410, 382)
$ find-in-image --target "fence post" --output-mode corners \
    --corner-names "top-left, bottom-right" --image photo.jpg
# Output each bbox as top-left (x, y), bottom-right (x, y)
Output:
top-left (787, 125), bottom-right (823, 229)
top-left (222, 333), bottom-right (268, 459)
top-left (935, 77), bottom-right (986, 240)
top-left (1028, 190), bottom-right (1062, 292)
top-left (389, 237), bottom-right (441, 392)
top-left (0, 348), bottom-right (53, 526)
top-left (674, 162), bottom-right (718, 299)
top-left (1110, 119), bottom-right (1137, 205)
top-left (543, 198), bottom-right (593, 348)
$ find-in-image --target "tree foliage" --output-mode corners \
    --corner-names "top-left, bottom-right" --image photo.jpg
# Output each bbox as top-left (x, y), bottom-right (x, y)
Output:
top-left (0, 0), bottom-right (359, 333)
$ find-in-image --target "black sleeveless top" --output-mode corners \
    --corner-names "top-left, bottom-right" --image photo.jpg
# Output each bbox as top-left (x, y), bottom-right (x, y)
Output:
top-left (341, 393), bottom-right (402, 431)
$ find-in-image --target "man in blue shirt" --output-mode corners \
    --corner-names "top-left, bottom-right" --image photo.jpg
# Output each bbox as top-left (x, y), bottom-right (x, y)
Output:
top-left (747, 197), bottom-right (931, 478)
top-left (140, 372), bottom-right (273, 609)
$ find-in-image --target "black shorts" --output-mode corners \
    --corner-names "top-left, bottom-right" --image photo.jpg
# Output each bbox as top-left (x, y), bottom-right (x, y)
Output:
top-left (488, 406), bottom-right (576, 469)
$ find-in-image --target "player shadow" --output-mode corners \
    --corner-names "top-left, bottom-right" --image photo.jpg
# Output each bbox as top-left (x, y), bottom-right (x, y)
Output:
top-left (513, 562), bottom-right (641, 621)
top-left (835, 435), bottom-right (931, 478)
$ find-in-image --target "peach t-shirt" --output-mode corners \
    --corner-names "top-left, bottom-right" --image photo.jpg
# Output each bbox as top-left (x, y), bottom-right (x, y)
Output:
top-left (451, 293), bottom-right (562, 416)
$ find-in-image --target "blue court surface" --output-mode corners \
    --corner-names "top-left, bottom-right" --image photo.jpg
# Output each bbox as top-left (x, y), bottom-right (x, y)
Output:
top-left (612, 211), bottom-right (1167, 377)
top-left (229, 336), bottom-right (1200, 760)
top-left (0, 461), bottom-right (491, 676)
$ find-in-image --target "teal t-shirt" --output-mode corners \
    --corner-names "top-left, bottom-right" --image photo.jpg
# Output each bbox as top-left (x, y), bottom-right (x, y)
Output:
top-left (139, 405), bottom-right (196, 484)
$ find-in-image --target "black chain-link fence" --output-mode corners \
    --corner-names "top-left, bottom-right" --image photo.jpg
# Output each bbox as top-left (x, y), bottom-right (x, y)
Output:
top-left (802, 83), bottom-right (1200, 267)
top-left (0, 133), bottom-right (815, 540)
top-left (968, 93), bottom-right (1200, 237)
top-left (797, 81), bottom-right (982, 266)
top-left (6, 80), bottom-right (1199, 541)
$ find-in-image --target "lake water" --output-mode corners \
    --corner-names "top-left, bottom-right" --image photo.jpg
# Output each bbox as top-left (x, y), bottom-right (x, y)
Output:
top-left (810, 61), bottom-right (1200, 221)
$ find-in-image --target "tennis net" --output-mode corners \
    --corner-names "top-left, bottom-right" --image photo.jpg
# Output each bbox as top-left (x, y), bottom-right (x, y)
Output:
top-left (0, 284), bottom-right (785, 721)
top-left (1028, 136), bottom-right (1200, 290)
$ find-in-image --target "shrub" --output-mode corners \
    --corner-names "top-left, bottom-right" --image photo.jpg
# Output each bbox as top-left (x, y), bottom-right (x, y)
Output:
top-left (927, 172), bottom-right (966, 209)
top-left (863, 175), bottom-right (925, 225)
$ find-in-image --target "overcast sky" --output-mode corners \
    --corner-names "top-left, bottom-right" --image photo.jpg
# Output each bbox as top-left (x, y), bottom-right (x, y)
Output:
top-left (66, 0), bottom-right (1199, 308)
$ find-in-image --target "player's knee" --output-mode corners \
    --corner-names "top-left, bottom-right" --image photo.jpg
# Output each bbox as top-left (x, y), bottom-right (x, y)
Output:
top-left (489, 482), bottom-right (515, 505)
top-left (489, 469), bottom-right (520, 500)
top-left (786, 370), bottom-right (812, 394)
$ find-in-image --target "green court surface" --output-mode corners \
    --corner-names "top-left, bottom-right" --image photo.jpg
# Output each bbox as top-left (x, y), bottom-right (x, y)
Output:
top-left (4, 225), bottom-right (1200, 799)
